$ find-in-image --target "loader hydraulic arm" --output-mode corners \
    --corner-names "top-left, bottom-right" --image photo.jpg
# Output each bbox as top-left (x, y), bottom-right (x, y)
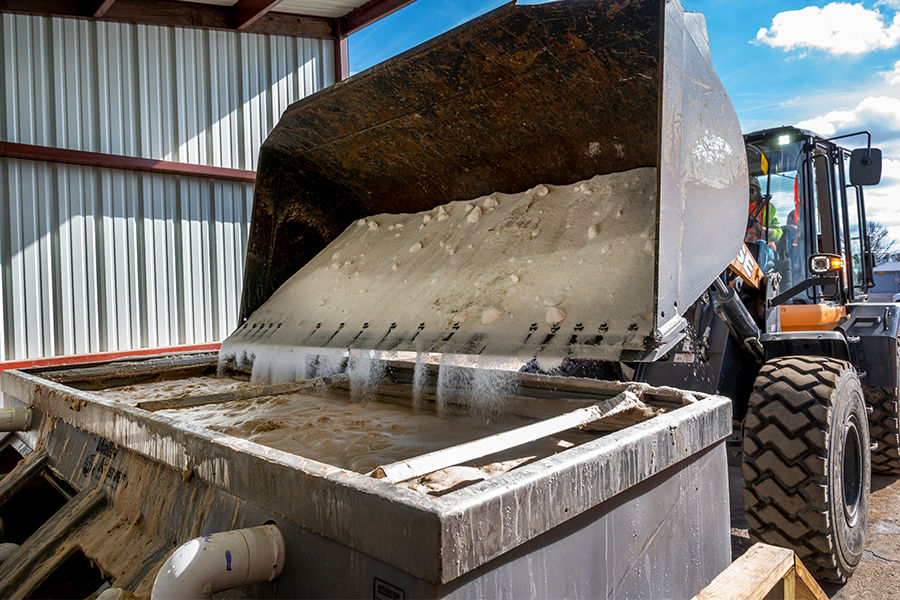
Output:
top-left (712, 278), bottom-right (764, 363)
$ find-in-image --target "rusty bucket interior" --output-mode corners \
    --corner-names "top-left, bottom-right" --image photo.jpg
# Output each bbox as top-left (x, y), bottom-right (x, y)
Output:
top-left (225, 0), bottom-right (747, 371)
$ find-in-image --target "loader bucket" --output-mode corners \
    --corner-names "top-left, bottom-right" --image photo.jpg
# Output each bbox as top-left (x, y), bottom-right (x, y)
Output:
top-left (227, 0), bottom-right (747, 366)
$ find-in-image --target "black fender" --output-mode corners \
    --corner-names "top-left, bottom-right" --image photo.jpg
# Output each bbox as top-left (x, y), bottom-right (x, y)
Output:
top-left (760, 303), bottom-right (900, 389)
top-left (760, 331), bottom-right (851, 363)
top-left (843, 303), bottom-right (900, 389)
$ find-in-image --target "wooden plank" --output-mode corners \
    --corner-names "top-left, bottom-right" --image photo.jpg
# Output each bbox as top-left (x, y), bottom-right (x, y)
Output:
top-left (41, 355), bottom-right (217, 387)
top-left (136, 373), bottom-right (349, 411)
top-left (693, 543), bottom-right (795, 600)
top-left (0, 344), bottom-right (219, 374)
top-left (0, 484), bottom-right (106, 597)
top-left (382, 360), bottom-right (694, 406)
top-left (0, 450), bottom-right (48, 506)
top-left (762, 579), bottom-right (785, 600)
top-left (783, 567), bottom-right (796, 600)
top-left (372, 391), bottom-right (651, 483)
top-left (794, 556), bottom-right (829, 600)
top-left (693, 543), bottom-right (828, 600)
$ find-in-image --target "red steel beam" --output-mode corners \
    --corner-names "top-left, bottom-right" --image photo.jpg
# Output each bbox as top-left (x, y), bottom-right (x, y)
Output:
top-left (0, 141), bottom-right (257, 183)
top-left (231, 0), bottom-right (285, 30)
top-left (333, 18), bottom-right (349, 82)
top-left (341, 0), bottom-right (417, 36)
top-left (0, 343), bottom-right (221, 373)
top-left (335, 35), bottom-right (349, 81)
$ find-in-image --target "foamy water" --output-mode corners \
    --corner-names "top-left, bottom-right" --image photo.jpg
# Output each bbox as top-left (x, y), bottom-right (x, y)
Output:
top-left (95, 373), bottom-right (578, 492)
top-left (92, 350), bottom-right (587, 494)
top-left (93, 376), bottom-right (254, 407)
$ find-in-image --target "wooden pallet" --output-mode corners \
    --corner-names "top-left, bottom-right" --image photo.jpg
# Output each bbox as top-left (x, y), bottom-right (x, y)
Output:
top-left (693, 542), bottom-right (828, 600)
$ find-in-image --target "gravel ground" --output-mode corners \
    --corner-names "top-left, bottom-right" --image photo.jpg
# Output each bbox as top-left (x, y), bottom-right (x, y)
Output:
top-left (728, 464), bottom-right (900, 599)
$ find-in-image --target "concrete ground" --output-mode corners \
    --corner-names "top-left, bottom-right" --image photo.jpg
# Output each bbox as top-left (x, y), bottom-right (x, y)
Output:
top-left (728, 465), bottom-right (900, 599)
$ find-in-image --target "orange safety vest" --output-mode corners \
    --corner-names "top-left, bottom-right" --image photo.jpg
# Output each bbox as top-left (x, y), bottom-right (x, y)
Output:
top-left (746, 201), bottom-right (778, 249)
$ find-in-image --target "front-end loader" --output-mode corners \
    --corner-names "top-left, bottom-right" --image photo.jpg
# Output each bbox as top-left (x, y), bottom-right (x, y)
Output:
top-left (0, 0), bottom-right (892, 595)
top-left (0, 0), bottom-right (869, 594)
top-left (222, 0), bottom-right (895, 586)
top-left (622, 125), bottom-right (891, 582)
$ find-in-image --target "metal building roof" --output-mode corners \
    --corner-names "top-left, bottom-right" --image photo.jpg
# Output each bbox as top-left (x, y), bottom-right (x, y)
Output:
top-left (190, 0), bottom-right (368, 19)
top-left (0, 0), bottom-right (415, 38)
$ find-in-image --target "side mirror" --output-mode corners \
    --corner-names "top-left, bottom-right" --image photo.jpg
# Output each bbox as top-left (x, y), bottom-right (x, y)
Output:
top-left (849, 147), bottom-right (882, 186)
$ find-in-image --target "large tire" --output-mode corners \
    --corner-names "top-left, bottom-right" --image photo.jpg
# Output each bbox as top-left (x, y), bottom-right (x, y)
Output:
top-left (864, 338), bottom-right (900, 475)
top-left (864, 386), bottom-right (900, 474)
top-left (742, 356), bottom-right (870, 583)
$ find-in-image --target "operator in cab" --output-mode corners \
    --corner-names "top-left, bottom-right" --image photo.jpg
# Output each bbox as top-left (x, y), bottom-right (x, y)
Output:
top-left (746, 176), bottom-right (782, 272)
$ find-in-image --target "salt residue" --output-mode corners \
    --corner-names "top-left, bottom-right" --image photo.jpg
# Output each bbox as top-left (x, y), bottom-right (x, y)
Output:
top-left (347, 349), bottom-right (386, 404)
top-left (412, 352), bottom-right (429, 411)
top-left (244, 345), bottom-right (345, 387)
top-left (435, 354), bottom-right (520, 421)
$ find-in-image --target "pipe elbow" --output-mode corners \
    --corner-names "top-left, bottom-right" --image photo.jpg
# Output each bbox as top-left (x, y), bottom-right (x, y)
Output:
top-left (151, 524), bottom-right (284, 600)
top-left (0, 543), bottom-right (20, 564)
top-left (0, 408), bottom-right (32, 432)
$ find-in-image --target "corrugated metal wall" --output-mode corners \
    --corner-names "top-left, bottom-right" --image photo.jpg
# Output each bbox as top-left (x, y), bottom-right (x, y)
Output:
top-left (0, 13), bottom-right (333, 361)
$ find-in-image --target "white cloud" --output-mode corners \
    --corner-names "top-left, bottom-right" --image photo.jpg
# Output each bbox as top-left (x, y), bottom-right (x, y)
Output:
top-left (757, 3), bottom-right (900, 55)
top-left (795, 96), bottom-right (900, 142)
top-left (795, 96), bottom-right (900, 241)
top-left (884, 60), bottom-right (900, 84)
top-left (862, 158), bottom-right (900, 234)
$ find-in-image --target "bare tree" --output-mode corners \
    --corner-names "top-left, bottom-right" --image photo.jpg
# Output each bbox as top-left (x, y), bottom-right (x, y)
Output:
top-left (868, 221), bottom-right (900, 264)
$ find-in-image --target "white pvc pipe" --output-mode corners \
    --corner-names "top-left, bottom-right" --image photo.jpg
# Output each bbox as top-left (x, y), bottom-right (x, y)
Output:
top-left (373, 390), bottom-right (649, 483)
top-left (0, 408), bottom-right (31, 432)
top-left (151, 524), bottom-right (285, 599)
top-left (0, 543), bottom-right (19, 564)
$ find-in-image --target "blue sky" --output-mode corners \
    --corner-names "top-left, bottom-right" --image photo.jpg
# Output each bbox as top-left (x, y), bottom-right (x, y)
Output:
top-left (348, 0), bottom-right (900, 243)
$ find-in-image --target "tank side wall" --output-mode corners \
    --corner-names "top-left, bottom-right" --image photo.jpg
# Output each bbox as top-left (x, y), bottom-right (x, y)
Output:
top-left (4, 414), bottom-right (728, 599)
top-left (434, 440), bottom-right (730, 599)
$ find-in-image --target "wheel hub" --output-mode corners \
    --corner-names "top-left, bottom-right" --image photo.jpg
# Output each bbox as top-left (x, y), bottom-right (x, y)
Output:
top-left (842, 418), bottom-right (863, 526)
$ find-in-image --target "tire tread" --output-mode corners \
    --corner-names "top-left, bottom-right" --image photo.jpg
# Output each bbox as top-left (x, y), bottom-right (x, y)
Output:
top-left (742, 356), bottom-right (863, 583)
top-left (864, 386), bottom-right (900, 475)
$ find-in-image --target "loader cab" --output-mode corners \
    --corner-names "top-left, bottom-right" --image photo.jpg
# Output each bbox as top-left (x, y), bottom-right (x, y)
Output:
top-left (744, 127), bottom-right (880, 316)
